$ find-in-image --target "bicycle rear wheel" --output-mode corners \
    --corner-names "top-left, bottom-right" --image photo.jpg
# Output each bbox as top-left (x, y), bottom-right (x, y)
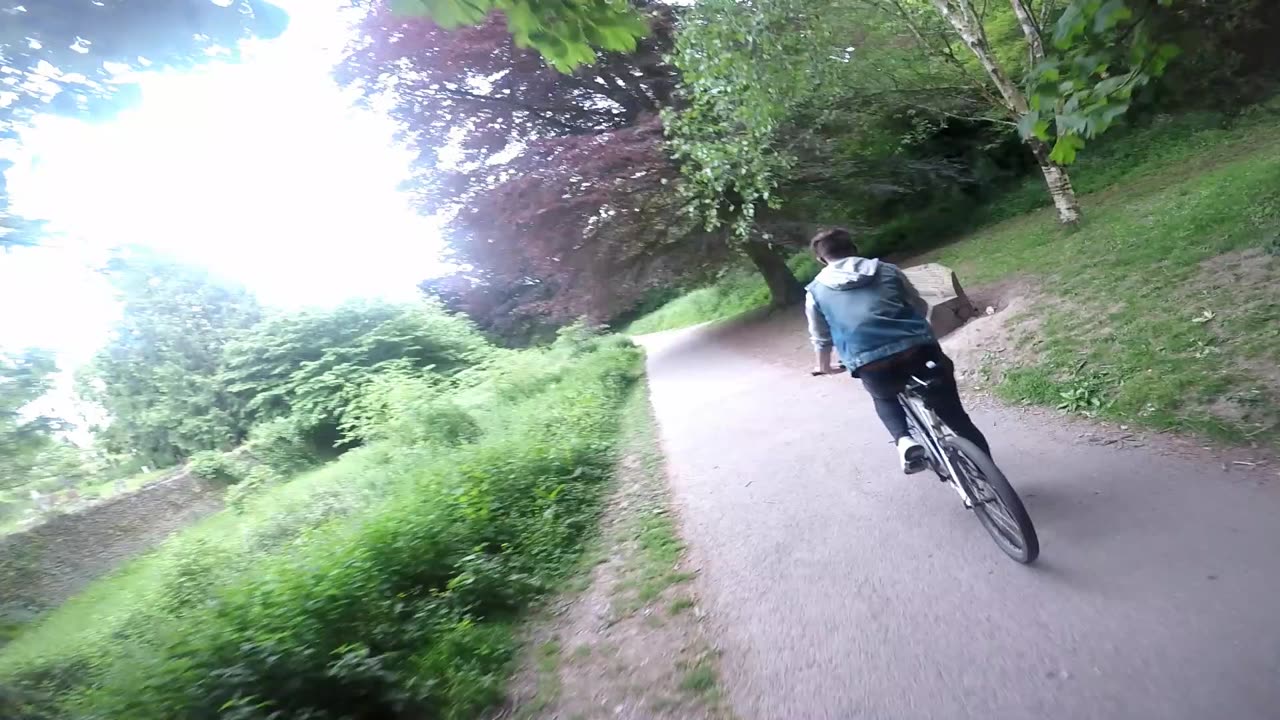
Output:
top-left (943, 437), bottom-right (1039, 564)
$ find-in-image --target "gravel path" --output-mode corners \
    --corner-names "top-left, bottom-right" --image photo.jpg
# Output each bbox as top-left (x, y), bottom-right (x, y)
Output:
top-left (636, 314), bottom-right (1280, 720)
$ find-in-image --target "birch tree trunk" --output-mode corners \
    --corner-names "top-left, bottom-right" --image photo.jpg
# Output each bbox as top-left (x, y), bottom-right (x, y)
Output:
top-left (929, 0), bottom-right (1083, 224)
top-left (1009, 0), bottom-right (1047, 65)
top-left (1028, 138), bottom-right (1082, 224)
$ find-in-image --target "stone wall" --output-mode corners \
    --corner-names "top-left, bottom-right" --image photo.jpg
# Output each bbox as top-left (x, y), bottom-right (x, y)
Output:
top-left (0, 470), bottom-right (224, 620)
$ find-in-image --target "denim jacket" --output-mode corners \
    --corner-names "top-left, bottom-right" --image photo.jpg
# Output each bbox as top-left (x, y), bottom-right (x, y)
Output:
top-left (805, 257), bottom-right (935, 372)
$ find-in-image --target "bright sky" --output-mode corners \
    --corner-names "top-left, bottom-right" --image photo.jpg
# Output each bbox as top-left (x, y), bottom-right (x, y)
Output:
top-left (0, 0), bottom-right (443, 373)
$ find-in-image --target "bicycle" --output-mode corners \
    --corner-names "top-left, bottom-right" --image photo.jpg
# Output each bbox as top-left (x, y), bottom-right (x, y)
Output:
top-left (900, 361), bottom-right (1040, 564)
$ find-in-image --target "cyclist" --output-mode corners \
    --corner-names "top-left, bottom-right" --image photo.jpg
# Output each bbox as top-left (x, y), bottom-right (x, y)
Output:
top-left (805, 227), bottom-right (991, 473)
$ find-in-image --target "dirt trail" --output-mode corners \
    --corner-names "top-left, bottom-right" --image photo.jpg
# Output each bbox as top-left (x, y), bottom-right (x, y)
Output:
top-left (635, 312), bottom-right (1280, 720)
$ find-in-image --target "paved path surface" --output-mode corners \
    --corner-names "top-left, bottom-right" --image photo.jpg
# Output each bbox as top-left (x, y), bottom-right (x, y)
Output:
top-left (637, 312), bottom-right (1280, 720)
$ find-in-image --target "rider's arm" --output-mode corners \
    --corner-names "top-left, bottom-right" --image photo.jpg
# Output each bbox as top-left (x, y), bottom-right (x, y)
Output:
top-left (806, 292), bottom-right (837, 374)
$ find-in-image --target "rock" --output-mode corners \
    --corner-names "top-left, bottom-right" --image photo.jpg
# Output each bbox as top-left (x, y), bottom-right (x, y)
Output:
top-left (985, 306), bottom-right (996, 315)
top-left (902, 262), bottom-right (979, 337)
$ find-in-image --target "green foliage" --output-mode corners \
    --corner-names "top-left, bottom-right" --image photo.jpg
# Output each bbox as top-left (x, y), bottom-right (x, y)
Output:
top-left (391, 0), bottom-right (648, 72)
top-left (0, 349), bottom-right (68, 491)
top-left (1143, 0), bottom-right (1280, 109)
top-left (187, 451), bottom-right (245, 485)
top-left (1023, 0), bottom-right (1182, 164)
top-left (224, 466), bottom-right (282, 514)
top-left (626, 254), bottom-right (819, 334)
top-left (341, 373), bottom-right (480, 449)
top-left (84, 284), bottom-right (485, 467)
top-left (245, 416), bottom-right (322, 476)
top-left (664, 0), bottom-right (838, 238)
top-left (78, 249), bottom-right (263, 467)
top-left (0, 682), bottom-right (49, 720)
top-left (22, 443), bottom-right (91, 489)
top-left (221, 298), bottom-right (488, 451)
top-left (662, 0), bottom-right (1030, 242)
top-left (1, 336), bottom-right (643, 719)
top-left (1055, 370), bottom-right (1117, 416)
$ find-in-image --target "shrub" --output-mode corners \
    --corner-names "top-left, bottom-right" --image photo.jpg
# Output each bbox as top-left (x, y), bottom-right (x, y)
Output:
top-left (245, 416), bottom-right (321, 476)
top-left (224, 466), bottom-right (282, 514)
top-left (187, 451), bottom-right (244, 484)
top-left (150, 536), bottom-right (243, 617)
top-left (0, 683), bottom-right (51, 720)
top-left (341, 374), bottom-right (480, 450)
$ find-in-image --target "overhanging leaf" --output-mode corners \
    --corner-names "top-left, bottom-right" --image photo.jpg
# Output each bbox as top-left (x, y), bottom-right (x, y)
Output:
top-left (1049, 133), bottom-right (1087, 165)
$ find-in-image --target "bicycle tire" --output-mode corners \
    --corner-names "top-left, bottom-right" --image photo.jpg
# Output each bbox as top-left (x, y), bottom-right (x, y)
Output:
top-left (942, 436), bottom-right (1040, 564)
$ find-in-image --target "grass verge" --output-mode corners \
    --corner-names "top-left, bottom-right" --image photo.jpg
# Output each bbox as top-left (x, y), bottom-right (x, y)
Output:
top-left (505, 380), bottom-right (731, 720)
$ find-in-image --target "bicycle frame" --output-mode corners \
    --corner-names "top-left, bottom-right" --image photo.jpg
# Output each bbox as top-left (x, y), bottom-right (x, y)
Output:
top-left (899, 379), bottom-right (977, 507)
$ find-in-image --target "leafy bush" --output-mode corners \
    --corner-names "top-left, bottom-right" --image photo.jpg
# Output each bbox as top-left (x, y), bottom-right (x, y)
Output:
top-left (341, 374), bottom-right (480, 449)
top-left (0, 683), bottom-right (51, 720)
top-left (222, 299), bottom-right (490, 449)
top-left (186, 451), bottom-right (244, 485)
top-left (2, 337), bottom-right (643, 720)
top-left (224, 466), bottom-right (282, 514)
top-left (245, 416), bottom-right (321, 476)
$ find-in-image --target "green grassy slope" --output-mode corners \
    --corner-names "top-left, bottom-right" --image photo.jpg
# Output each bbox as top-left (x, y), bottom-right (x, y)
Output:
top-left (628, 110), bottom-right (1280, 443)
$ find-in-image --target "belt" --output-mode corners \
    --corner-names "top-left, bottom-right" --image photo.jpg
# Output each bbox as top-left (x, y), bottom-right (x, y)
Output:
top-left (857, 344), bottom-right (925, 374)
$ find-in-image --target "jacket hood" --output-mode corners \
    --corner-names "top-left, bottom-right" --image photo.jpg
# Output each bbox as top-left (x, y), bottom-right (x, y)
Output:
top-left (814, 257), bottom-right (879, 290)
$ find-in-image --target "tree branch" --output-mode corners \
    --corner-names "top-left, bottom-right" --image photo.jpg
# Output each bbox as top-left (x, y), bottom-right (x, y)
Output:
top-left (1010, 0), bottom-right (1047, 65)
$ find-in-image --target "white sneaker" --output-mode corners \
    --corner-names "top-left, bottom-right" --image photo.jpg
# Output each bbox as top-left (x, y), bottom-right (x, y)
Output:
top-left (897, 437), bottom-right (927, 474)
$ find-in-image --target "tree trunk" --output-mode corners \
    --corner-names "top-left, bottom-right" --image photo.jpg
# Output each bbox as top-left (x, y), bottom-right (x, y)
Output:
top-left (1029, 139), bottom-right (1082, 224)
top-left (930, 0), bottom-right (1083, 225)
top-left (743, 241), bottom-right (805, 307)
top-left (930, 0), bottom-right (1028, 113)
top-left (1009, 0), bottom-right (1046, 66)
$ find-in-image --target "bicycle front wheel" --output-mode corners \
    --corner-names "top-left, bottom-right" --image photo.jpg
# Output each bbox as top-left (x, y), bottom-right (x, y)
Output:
top-left (943, 437), bottom-right (1039, 564)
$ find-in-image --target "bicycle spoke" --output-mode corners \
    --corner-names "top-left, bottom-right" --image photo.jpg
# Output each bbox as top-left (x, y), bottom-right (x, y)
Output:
top-left (955, 452), bottom-right (1024, 546)
top-left (984, 502), bottom-right (1023, 542)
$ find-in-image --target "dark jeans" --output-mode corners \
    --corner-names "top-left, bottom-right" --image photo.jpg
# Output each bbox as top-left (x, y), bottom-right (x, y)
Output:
top-left (857, 344), bottom-right (991, 457)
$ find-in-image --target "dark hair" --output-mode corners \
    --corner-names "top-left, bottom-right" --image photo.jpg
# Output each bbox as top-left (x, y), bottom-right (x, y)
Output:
top-left (809, 228), bottom-right (858, 261)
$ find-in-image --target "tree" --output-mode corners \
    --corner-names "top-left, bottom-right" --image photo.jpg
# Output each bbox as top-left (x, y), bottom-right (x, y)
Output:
top-left (0, 1), bottom-right (289, 247)
top-left (912, 0), bottom-right (1180, 223)
top-left (666, 0), bottom-right (978, 257)
top-left (78, 249), bottom-right (263, 466)
top-left (668, 0), bottom-right (1181, 231)
top-left (458, 116), bottom-right (746, 324)
top-left (340, 6), bottom-right (676, 218)
top-left (1141, 0), bottom-right (1280, 108)
top-left (220, 299), bottom-right (487, 449)
top-left (377, 0), bottom-right (650, 72)
top-left (342, 5), bottom-right (753, 329)
top-left (0, 349), bottom-right (68, 490)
